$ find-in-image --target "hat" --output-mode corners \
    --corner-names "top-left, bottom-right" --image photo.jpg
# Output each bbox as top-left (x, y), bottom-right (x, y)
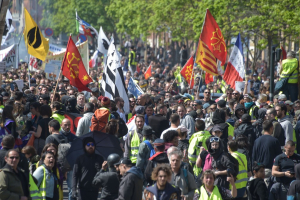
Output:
top-left (184, 99), bottom-right (190, 103)
top-left (83, 137), bottom-right (96, 147)
top-left (98, 96), bottom-right (104, 101)
top-left (243, 94), bottom-right (253, 100)
top-left (212, 125), bottom-right (222, 132)
top-left (195, 100), bottom-right (202, 105)
top-left (217, 100), bottom-right (226, 108)
top-left (91, 88), bottom-right (99, 93)
top-left (285, 100), bottom-right (294, 106)
top-left (178, 125), bottom-right (188, 133)
top-left (101, 97), bottom-right (111, 107)
top-left (178, 99), bottom-right (184, 104)
top-left (241, 114), bottom-right (251, 122)
top-left (183, 93), bottom-right (193, 100)
top-left (142, 126), bottom-right (155, 136)
top-left (274, 95), bottom-right (279, 99)
top-left (135, 106), bottom-right (145, 114)
top-left (278, 94), bottom-right (287, 100)
top-left (153, 138), bottom-right (165, 146)
top-left (115, 157), bottom-right (132, 166)
top-left (203, 103), bottom-right (210, 109)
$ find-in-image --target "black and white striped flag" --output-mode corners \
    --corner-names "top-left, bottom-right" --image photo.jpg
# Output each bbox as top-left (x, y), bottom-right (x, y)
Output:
top-left (101, 41), bottom-right (129, 113)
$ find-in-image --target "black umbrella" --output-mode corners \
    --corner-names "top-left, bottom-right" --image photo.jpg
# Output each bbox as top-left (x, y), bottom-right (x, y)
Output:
top-left (66, 131), bottom-right (123, 168)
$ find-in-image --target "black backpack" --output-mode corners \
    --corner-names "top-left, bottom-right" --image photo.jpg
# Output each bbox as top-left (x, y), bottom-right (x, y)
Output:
top-left (223, 152), bottom-right (239, 178)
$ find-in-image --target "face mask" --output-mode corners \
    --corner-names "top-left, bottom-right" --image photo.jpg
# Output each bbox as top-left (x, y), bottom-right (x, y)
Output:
top-left (244, 102), bottom-right (253, 109)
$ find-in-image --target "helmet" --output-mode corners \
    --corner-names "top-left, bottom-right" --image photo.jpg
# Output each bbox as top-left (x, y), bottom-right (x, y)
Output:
top-left (107, 153), bottom-right (121, 167)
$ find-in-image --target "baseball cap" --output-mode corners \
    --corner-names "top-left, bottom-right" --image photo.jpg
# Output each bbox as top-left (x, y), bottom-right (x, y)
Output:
top-left (285, 100), bottom-right (294, 106)
top-left (212, 125), bottom-right (222, 132)
top-left (278, 94), bottom-right (287, 100)
top-left (203, 103), bottom-right (210, 110)
top-left (142, 126), bottom-right (155, 136)
top-left (115, 157), bottom-right (132, 166)
top-left (195, 100), bottom-right (202, 105)
top-left (153, 138), bottom-right (165, 146)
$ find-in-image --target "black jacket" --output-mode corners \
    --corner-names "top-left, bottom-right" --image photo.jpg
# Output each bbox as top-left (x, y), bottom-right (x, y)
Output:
top-left (117, 166), bottom-right (143, 200)
top-left (92, 168), bottom-right (119, 200)
top-left (248, 177), bottom-right (268, 200)
top-left (144, 152), bottom-right (169, 185)
top-left (72, 152), bottom-right (104, 192)
top-left (234, 122), bottom-right (256, 157)
top-left (148, 114), bottom-right (169, 138)
top-left (212, 109), bottom-right (229, 150)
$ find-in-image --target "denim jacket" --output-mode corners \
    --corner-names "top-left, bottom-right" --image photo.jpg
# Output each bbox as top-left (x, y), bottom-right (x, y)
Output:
top-left (33, 165), bottom-right (55, 198)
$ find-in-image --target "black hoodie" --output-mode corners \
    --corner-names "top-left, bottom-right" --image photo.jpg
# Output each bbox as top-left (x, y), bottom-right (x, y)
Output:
top-left (287, 163), bottom-right (300, 199)
top-left (232, 104), bottom-right (245, 122)
top-left (248, 177), bottom-right (268, 200)
top-left (66, 97), bottom-right (80, 114)
top-left (252, 108), bottom-right (267, 137)
top-left (212, 109), bottom-right (229, 146)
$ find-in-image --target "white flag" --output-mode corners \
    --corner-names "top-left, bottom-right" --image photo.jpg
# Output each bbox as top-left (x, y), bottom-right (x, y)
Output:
top-left (97, 26), bottom-right (110, 55)
top-left (1, 9), bottom-right (14, 46)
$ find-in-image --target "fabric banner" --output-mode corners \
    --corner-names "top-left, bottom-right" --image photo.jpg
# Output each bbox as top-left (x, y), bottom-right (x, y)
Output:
top-left (42, 41), bottom-right (89, 73)
top-left (0, 44), bottom-right (15, 67)
top-left (235, 81), bottom-right (250, 94)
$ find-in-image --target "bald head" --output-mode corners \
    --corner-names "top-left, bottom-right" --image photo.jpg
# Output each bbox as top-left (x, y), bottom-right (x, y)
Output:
top-left (61, 118), bottom-right (71, 133)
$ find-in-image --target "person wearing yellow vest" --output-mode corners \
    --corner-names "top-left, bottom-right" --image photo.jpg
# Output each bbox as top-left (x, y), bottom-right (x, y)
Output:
top-left (129, 46), bottom-right (137, 73)
top-left (188, 119), bottom-right (211, 178)
top-left (0, 149), bottom-right (31, 200)
top-left (227, 140), bottom-right (248, 199)
top-left (33, 151), bottom-right (63, 200)
top-left (199, 169), bottom-right (237, 200)
top-left (279, 51), bottom-right (299, 102)
top-left (51, 101), bottom-right (65, 125)
top-left (127, 96), bottom-right (136, 121)
top-left (216, 75), bottom-right (228, 93)
top-left (124, 114), bottom-right (145, 164)
top-left (244, 94), bottom-right (259, 122)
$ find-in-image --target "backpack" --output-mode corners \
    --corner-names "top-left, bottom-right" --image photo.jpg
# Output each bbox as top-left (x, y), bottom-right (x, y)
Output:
top-left (224, 152), bottom-right (239, 178)
top-left (144, 140), bottom-right (155, 157)
top-left (90, 108), bottom-right (110, 132)
top-left (52, 134), bottom-right (71, 174)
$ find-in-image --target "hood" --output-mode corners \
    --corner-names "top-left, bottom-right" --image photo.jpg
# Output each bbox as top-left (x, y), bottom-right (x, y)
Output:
top-left (207, 136), bottom-right (224, 159)
top-left (212, 109), bottom-right (225, 124)
top-left (226, 118), bottom-right (235, 126)
top-left (127, 166), bottom-right (143, 180)
top-left (82, 137), bottom-right (96, 154)
top-left (61, 95), bottom-right (70, 105)
top-left (258, 108), bottom-right (267, 119)
top-left (295, 163), bottom-right (300, 180)
top-left (234, 104), bottom-right (245, 118)
top-left (248, 177), bottom-right (265, 190)
top-left (278, 115), bottom-right (293, 123)
top-left (83, 112), bottom-right (94, 117)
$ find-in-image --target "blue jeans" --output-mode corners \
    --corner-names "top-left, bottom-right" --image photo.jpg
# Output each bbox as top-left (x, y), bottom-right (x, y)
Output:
top-left (283, 83), bottom-right (298, 102)
top-left (67, 170), bottom-right (75, 200)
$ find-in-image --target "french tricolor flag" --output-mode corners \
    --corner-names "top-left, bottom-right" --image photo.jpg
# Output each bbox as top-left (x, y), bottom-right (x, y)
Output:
top-left (223, 33), bottom-right (245, 89)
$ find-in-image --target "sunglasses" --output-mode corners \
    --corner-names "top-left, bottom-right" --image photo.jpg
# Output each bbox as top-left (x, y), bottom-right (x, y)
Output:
top-left (192, 104), bottom-right (198, 106)
top-left (233, 93), bottom-right (239, 95)
top-left (210, 137), bottom-right (220, 143)
top-left (9, 156), bottom-right (19, 160)
top-left (204, 92), bottom-right (210, 94)
top-left (86, 143), bottom-right (95, 147)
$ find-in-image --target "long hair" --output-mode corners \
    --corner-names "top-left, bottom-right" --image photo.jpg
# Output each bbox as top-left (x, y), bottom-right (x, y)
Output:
top-left (106, 119), bottom-right (119, 136)
top-left (1, 105), bottom-right (15, 127)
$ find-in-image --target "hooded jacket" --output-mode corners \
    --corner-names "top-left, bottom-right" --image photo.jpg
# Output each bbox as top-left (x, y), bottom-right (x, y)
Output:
top-left (144, 152), bottom-right (169, 185)
top-left (248, 176), bottom-right (268, 200)
top-left (66, 97), bottom-right (80, 114)
top-left (278, 115), bottom-right (294, 144)
top-left (232, 104), bottom-right (245, 123)
top-left (252, 108), bottom-right (267, 137)
top-left (76, 112), bottom-right (94, 136)
top-left (212, 109), bottom-right (229, 146)
top-left (287, 164), bottom-right (300, 199)
top-left (117, 166), bottom-right (143, 200)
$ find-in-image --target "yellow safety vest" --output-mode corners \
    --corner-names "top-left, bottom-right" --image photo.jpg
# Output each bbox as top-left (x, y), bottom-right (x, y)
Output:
top-left (0, 105), bottom-right (4, 109)
top-left (199, 185), bottom-right (222, 200)
top-left (293, 129), bottom-right (297, 153)
top-left (230, 151), bottom-right (248, 189)
top-left (29, 174), bottom-right (42, 199)
top-left (280, 58), bottom-right (299, 84)
top-left (127, 113), bottom-right (132, 121)
top-left (188, 131), bottom-right (211, 176)
top-left (217, 80), bottom-right (227, 93)
top-left (52, 113), bottom-right (65, 125)
top-left (227, 122), bottom-right (234, 138)
top-left (129, 50), bottom-right (137, 66)
top-left (249, 106), bottom-right (258, 120)
top-left (129, 130), bottom-right (144, 163)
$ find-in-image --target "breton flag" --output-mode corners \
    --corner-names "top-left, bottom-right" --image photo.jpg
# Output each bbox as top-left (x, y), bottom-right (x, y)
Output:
top-left (1, 9), bottom-right (14, 46)
top-left (101, 42), bottom-right (130, 113)
top-left (223, 33), bottom-right (245, 89)
top-left (97, 26), bottom-right (110, 55)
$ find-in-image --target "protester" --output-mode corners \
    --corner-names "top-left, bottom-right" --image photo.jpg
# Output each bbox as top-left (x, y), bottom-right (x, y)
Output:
top-left (248, 162), bottom-right (268, 200)
top-left (76, 102), bottom-right (95, 136)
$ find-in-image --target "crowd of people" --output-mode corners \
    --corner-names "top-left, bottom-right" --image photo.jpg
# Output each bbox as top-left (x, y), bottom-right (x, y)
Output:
top-left (0, 44), bottom-right (300, 200)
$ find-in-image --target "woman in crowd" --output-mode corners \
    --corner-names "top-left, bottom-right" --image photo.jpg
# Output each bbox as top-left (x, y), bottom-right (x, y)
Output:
top-left (199, 169), bottom-right (237, 199)
top-left (33, 151), bottom-right (63, 200)
top-left (0, 105), bottom-right (17, 142)
top-left (22, 145), bottom-right (40, 174)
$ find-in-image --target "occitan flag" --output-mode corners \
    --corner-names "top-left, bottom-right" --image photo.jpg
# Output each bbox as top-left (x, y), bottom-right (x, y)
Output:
top-left (144, 65), bottom-right (152, 80)
top-left (195, 40), bottom-right (218, 76)
top-left (24, 8), bottom-right (49, 61)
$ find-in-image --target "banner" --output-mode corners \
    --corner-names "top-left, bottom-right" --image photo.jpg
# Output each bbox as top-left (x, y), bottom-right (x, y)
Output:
top-left (49, 43), bottom-right (66, 53)
top-left (235, 81), bottom-right (250, 94)
top-left (45, 60), bottom-right (61, 80)
top-left (0, 44), bottom-right (15, 67)
top-left (42, 41), bottom-right (89, 73)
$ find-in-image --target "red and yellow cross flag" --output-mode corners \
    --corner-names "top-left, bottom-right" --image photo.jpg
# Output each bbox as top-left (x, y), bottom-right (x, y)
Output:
top-left (61, 36), bottom-right (92, 92)
top-left (144, 65), bottom-right (152, 80)
top-left (196, 40), bottom-right (218, 75)
top-left (200, 9), bottom-right (227, 66)
top-left (180, 56), bottom-right (194, 89)
top-left (24, 8), bottom-right (49, 61)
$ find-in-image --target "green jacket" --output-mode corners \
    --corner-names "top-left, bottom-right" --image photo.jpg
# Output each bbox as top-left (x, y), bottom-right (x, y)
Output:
top-left (0, 164), bottom-right (30, 200)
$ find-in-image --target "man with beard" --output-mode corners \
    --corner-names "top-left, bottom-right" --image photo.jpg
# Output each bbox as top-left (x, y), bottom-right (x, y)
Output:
top-left (72, 137), bottom-right (104, 200)
top-left (201, 89), bottom-right (215, 105)
top-left (124, 114), bottom-right (145, 164)
top-left (177, 105), bottom-right (195, 139)
top-left (231, 104), bottom-right (245, 123)
top-left (276, 104), bottom-right (294, 144)
top-left (115, 97), bottom-right (127, 123)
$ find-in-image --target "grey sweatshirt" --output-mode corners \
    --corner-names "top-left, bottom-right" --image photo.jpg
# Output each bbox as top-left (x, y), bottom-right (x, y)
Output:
top-left (278, 115), bottom-right (294, 144)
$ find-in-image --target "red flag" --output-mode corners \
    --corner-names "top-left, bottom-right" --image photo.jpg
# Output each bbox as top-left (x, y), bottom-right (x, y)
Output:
top-left (81, 25), bottom-right (93, 37)
top-left (144, 65), bottom-right (152, 80)
top-left (200, 9), bottom-right (227, 66)
top-left (180, 56), bottom-right (194, 89)
top-left (61, 36), bottom-right (93, 92)
top-left (281, 46), bottom-right (287, 60)
top-left (205, 73), bottom-right (214, 84)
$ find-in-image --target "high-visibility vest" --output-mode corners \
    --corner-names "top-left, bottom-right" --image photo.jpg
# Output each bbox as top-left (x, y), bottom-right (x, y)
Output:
top-left (280, 58), bottom-right (299, 84)
top-left (129, 50), bottom-right (137, 66)
top-left (227, 122), bottom-right (234, 138)
top-left (293, 129), bottom-right (298, 153)
top-left (217, 79), bottom-right (227, 93)
top-left (188, 131), bottom-right (211, 176)
top-left (29, 173), bottom-right (42, 199)
top-left (230, 151), bottom-right (248, 189)
top-left (129, 130), bottom-right (144, 163)
top-left (0, 105), bottom-right (4, 109)
top-left (127, 113), bottom-right (132, 121)
top-left (52, 113), bottom-right (65, 125)
top-left (199, 185), bottom-right (222, 200)
top-left (249, 105), bottom-right (258, 120)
